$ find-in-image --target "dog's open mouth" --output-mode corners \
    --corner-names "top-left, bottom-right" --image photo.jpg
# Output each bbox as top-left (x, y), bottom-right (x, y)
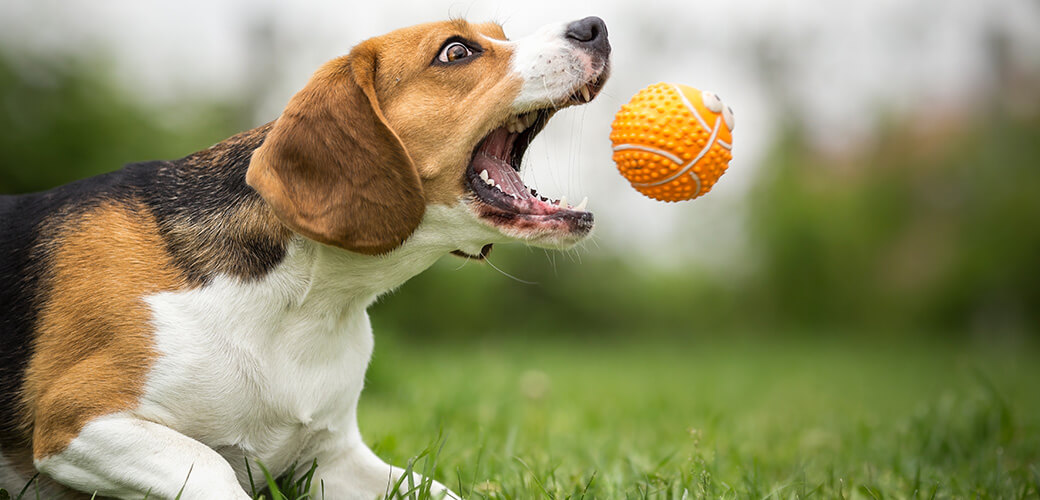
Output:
top-left (465, 78), bottom-right (605, 238)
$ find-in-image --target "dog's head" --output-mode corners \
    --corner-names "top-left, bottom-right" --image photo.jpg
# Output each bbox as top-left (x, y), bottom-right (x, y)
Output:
top-left (247, 17), bottom-right (610, 256)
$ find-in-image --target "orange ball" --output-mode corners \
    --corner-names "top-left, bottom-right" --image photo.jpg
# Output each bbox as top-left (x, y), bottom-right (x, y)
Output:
top-left (610, 82), bottom-right (735, 202)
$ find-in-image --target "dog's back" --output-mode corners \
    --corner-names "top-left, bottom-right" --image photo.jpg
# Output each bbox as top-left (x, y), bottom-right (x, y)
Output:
top-left (0, 128), bottom-right (290, 494)
top-left (0, 192), bottom-right (42, 489)
top-left (0, 181), bottom-right (101, 448)
top-left (0, 15), bottom-right (611, 496)
top-left (0, 179), bottom-right (114, 494)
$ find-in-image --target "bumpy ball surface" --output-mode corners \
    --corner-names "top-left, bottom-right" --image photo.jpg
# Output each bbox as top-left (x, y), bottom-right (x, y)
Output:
top-left (610, 82), bottom-right (735, 202)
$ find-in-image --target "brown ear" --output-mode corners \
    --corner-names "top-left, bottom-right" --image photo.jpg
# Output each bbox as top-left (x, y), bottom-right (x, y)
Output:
top-left (247, 44), bottom-right (424, 255)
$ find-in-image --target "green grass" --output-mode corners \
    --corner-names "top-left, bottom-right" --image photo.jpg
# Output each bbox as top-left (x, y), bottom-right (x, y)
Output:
top-left (356, 334), bottom-right (1040, 499)
top-left (4, 335), bottom-right (1038, 499)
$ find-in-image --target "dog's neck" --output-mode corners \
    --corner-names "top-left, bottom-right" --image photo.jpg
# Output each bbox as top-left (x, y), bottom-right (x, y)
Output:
top-left (177, 125), bottom-right (502, 315)
top-left (279, 204), bottom-right (499, 316)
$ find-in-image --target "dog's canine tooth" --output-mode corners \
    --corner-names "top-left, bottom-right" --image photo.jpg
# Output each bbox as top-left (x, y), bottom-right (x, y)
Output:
top-left (574, 196), bottom-right (588, 211)
top-left (558, 195), bottom-right (567, 208)
top-left (580, 85), bottom-right (591, 102)
top-left (479, 170), bottom-right (489, 181)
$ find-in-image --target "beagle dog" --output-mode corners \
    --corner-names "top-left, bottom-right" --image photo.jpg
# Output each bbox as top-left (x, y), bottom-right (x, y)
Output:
top-left (0, 16), bottom-right (610, 500)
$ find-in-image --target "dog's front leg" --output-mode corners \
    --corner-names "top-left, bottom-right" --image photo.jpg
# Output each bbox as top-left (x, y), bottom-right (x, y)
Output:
top-left (34, 413), bottom-right (250, 499)
top-left (311, 429), bottom-right (460, 500)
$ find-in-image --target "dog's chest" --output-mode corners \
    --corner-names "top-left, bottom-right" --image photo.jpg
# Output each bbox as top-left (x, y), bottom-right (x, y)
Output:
top-left (134, 265), bottom-right (375, 471)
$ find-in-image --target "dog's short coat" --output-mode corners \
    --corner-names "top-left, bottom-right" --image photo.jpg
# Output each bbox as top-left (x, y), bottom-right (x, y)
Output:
top-left (0, 16), bottom-right (609, 499)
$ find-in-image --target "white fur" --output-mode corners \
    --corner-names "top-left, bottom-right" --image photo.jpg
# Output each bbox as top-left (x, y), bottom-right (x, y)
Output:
top-left (493, 22), bottom-right (601, 112)
top-left (34, 18), bottom-right (604, 499)
top-left (1, 450), bottom-right (74, 498)
top-left (36, 414), bottom-right (249, 499)
top-left (37, 204), bottom-right (496, 499)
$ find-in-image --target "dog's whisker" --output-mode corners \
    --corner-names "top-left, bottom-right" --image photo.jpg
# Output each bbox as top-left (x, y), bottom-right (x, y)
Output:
top-left (1, 14), bottom-right (610, 498)
top-left (483, 256), bottom-right (539, 285)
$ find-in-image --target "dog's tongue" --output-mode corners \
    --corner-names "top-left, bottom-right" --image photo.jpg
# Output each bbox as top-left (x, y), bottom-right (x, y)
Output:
top-left (473, 128), bottom-right (530, 198)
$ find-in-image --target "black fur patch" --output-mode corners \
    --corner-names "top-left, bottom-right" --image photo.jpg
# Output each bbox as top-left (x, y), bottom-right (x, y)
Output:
top-left (140, 124), bottom-right (290, 285)
top-left (0, 124), bottom-right (289, 447)
top-left (0, 194), bottom-right (48, 448)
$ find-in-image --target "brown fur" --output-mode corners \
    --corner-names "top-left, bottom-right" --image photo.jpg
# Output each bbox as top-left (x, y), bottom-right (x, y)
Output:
top-left (23, 201), bottom-right (190, 459)
top-left (247, 46), bottom-right (426, 256)
top-left (161, 125), bottom-right (292, 283)
top-left (16, 19), bottom-right (530, 464)
top-left (248, 21), bottom-right (522, 254)
top-left (376, 22), bottom-right (521, 205)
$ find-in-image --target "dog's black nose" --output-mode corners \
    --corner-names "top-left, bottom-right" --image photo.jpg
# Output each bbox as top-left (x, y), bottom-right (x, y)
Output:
top-left (565, 16), bottom-right (610, 58)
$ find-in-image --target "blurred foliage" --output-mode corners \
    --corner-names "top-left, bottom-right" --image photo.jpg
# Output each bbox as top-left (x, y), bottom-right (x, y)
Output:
top-left (377, 108), bottom-right (1040, 338)
top-left (0, 53), bottom-right (250, 193)
top-left (2, 51), bottom-right (1038, 338)
top-left (746, 110), bottom-right (1040, 334)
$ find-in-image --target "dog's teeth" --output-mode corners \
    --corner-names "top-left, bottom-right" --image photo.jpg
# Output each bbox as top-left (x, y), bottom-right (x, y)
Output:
top-left (574, 196), bottom-right (588, 211)
top-left (580, 85), bottom-right (591, 102)
top-left (517, 113), bottom-right (533, 132)
top-left (487, 177), bottom-right (495, 186)
top-left (480, 170), bottom-right (489, 181)
top-left (505, 114), bottom-right (532, 134)
top-left (558, 195), bottom-right (567, 208)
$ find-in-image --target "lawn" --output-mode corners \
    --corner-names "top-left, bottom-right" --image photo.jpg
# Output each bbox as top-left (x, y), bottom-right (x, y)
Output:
top-left (4, 335), bottom-right (1038, 499)
top-left (350, 334), bottom-right (1040, 499)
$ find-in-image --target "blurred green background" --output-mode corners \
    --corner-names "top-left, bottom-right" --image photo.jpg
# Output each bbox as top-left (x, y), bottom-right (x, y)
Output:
top-left (3, 2), bottom-right (1040, 496)
top-left (2, 49), bottom-right (1037, 340)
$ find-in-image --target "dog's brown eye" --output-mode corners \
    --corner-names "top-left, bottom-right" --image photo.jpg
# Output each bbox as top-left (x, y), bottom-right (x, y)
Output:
top-left (438, 42), bottom-right (473, 63)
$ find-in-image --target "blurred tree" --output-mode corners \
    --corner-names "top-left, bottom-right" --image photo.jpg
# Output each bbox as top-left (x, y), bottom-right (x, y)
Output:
top-left (3, 47), bottom-right (1038, 341)
top-left (746, 110), bottom-right (1040, 335)
top-left (0, 52), bottom-right (249, 194)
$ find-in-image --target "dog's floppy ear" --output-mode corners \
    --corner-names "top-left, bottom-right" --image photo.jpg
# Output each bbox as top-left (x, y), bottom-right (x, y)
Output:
top-left (247, 43), bottom-right (424, 255)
